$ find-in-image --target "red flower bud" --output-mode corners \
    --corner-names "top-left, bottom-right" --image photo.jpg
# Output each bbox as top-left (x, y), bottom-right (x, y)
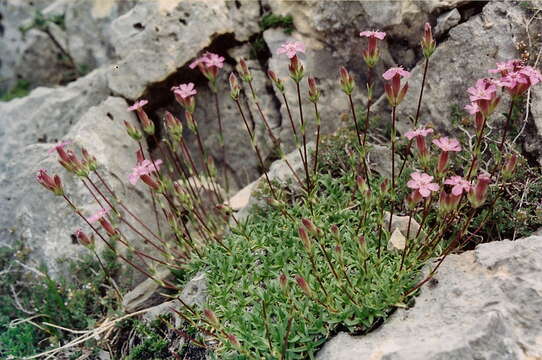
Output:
top-left (229, 72), bottom-right (241, 100)
top-left (339, 66), bottom-right (355, 95)
top-left (294, 275), bottom-right (312, 297)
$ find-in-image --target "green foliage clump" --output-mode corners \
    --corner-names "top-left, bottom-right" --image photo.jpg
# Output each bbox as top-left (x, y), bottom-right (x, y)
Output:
top-left (0, 80), bottom-right (31, 102)
top-left (185, 168), bottom-right (421, 359)
top-left (0, 245), bottom-right (120, 359)
top-left (123, 319), bottom-right (171, 360)
top-left (260, 13), bottom-right (295, 34)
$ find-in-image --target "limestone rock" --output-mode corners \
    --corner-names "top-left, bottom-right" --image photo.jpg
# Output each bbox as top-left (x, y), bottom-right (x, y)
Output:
top-left (0, 0), bottom-right (50, 91)
top-left (107, 0), bottom-right (260, 99)
top-left (142, 271), bottom-right (207, 325)
top-left (387, 228), bottom-right (406, 252)
top-left (123, 269), bottom-right (174, 313)
top-left (64, 0), bottom-right (137, 68)
top-left (527, 85), bottom-right (542, 165)
top-left (383, 211), bottom-right (422, 240)
top-left (317, 234), bottom-right (542, 359)
top-left (0, 69), bottom-right (109, 174)
top-left (435, 8), bottom-right (461, 37)
top-left (0, 97), bottom-right (156, 279)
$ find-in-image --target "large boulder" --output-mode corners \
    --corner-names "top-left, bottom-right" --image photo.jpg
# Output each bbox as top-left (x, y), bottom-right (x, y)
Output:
top-left (317, 234), bottom-right (542, 359)
top-left (107, 0), bottom-right (260, 99)
top-left (0, 97), bottom-right (158, 280)
top-left (0, 69), bottom-right (109, 174)
top-left (64, 0), bottom-right (137, 69)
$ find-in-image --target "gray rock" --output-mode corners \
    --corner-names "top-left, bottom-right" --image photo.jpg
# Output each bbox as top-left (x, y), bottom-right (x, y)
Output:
top-left (527, 85), bottom-right (542, 165)
top-left (107, 0), bottom-right (260, 99)
top-left (0, 0), bottom-right (50, 91)
top-left (0, 97), bottom-right (157, 279)
top-left (0, 69), bottom-right (109, 174)
top-left (317, 234), bottom-right (542, 359)
top-left (142, 271), bottom-right (207, 325)
top-left (435, 8), bottom-right (461, 37)
top-left (64, 0), bottom-right (137, 69)
top-left (123, 269), bottom-right (174, 313)
top-left (383, 211), bottom-right (422, 240)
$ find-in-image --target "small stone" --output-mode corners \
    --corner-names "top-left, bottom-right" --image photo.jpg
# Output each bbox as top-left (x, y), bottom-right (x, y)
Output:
top-left (388, 228), bottom-right (406, 252)
top-left (122, 269), bottom-right (174, 313)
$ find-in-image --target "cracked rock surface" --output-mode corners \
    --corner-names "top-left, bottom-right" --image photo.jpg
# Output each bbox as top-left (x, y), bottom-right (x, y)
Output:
top-left (317, 234), bottom-right (542, 360)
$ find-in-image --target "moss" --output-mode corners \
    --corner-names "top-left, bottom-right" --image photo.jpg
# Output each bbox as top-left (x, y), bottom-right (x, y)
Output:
top-left (260, 13), bottom-right (295, 35)
top-left (0, 80), bottom-right (31, 102)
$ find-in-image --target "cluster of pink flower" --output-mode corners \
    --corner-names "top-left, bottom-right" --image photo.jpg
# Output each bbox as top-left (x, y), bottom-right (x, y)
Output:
top-left (465, 60), bottom-right (542, 120)
top-left (403, 124), bottom-right (493, 211)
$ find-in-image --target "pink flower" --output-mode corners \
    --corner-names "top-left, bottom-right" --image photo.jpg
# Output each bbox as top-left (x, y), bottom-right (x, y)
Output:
top-left (36, 169), bottom-right (63, 195)
top-left (488, 61), bottom-right (515, 75)
top-left (404, 127), bottom-right (433, 140)
top-left (277, 41), bottom-right (305, 59)
top-left (383, 67), bottom-right (410, 106)
top-left (359, 30), bottom-right (386, 40)
top-left (444, 176), bottom-right (471, 196)
top-left (468, 173), bottom-right (492, 208)
top-left (205, 53), bottom-right (225, 68)
top-left (432, 137), bottom-right (461, 152)
top-left (128, 99), bottom-right (148, 112)
top-left (87, 208), bottom-right (109, 223)
top-left (189, 52), bottom-right (225, 69)
top-left (464, 102), bottom-right (480, 115)
top-left (382, 66), bottom-right (411, 80)
top-left (172, 82), bottom-right (197, 99)
top-left (498, 66), bottom-right (542, 95)
top-left (48, 140), bottom-right (72, 154)
top-left (129, 159), bottom-right (163, 185)
top-left (498, 71), bottom-right (529, 89)
top-left (467, 78), bottom-right (497, 102)
top-left (407, 172), bottom-right (439, 198)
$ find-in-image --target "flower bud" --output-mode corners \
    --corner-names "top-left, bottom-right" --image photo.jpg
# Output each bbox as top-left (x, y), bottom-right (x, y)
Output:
top-left (165, 111), bottom-right (183, 141)
top-left (229, 72), bottom-right (241, 100)
top-left (468, 173), bottom-right (491, 208)
top-left (380, 178), bottom-right (389, 194)
top-left (81, 148), bottom-right (98, 172)
top-left (124, 120), bottom-right (143, 141)
top-left (267, 70), bottom-right (285, 92)
top-left (330, 224), bottom-right (340, 240)
top-left (289, 55), bottom-right (305, 82)
top-left (203, 308), bottom-right (220, 328)
top-left (238, 58), bottom-right (252, 82)
top-left (339, 66), bottom-right (355, 95)
top-left (279, 273), bottom-right (288, 292)
top-left (75, 229), bottom-right (94, 248)
top-left (294, 275), bottom-right (312, 297)
top-left (356, 175), bottom-right (368, 193)
top-left (307, 76), bottom-right (320, 103)
top-left (136, 108), bottom-right (155, 135)
top-left (98, 217), bottom-right (117, 237)
top-left (227, 334), bottom-right (241, 348)
top-left (36, 169), bottom-right (64, 196)
top-left (298, 226), bottom-right (311, 251)
top-left (301, 218), bottom-right (317, 235)
top-left (502, 154), bottom-right (518, 180)
top-left (421, 22), bottom-right (436, 58)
